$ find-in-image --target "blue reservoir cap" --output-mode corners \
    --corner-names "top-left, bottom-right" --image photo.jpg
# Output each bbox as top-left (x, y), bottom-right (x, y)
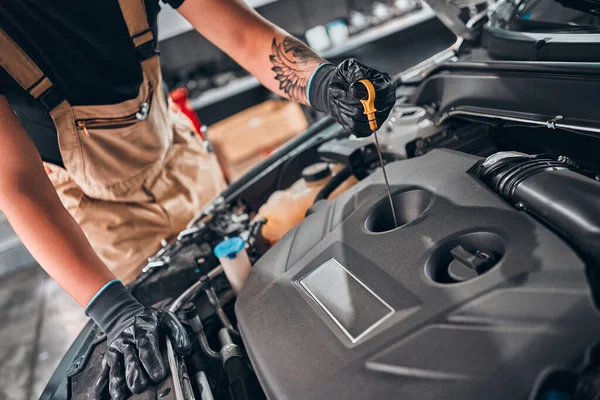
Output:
top-left (214, 237), bottom-right (245, 260)
top-left (327, 19), bottom-right (346, 28)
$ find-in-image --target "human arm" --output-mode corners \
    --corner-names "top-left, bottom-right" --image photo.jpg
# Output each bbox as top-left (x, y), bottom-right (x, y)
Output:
top-left (0, 95), bottom-right (191, 398)
top-left (178, 0), bottom-right (325, 105)
top-left (0, 95), bottom-right (114, 306)
top-left (177, 0), bottom-right (397, 136)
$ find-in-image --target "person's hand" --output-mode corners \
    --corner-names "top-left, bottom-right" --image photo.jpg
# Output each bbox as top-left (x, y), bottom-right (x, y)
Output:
top-left (308, 58), bottom-right (397, 137)
top-left (86, 281), bottom-right (191, 400)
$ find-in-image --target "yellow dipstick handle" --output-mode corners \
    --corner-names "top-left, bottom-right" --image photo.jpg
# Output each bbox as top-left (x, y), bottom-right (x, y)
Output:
top-left (357, 79), bottom-right (378, 131)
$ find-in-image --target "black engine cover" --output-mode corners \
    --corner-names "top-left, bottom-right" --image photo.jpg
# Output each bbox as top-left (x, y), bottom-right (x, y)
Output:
top-left (236, 150), bottom-right (600, 400)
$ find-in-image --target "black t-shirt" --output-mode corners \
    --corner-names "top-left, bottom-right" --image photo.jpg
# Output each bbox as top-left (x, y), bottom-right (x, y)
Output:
top-left (0, 0), bottom-right (184, 166)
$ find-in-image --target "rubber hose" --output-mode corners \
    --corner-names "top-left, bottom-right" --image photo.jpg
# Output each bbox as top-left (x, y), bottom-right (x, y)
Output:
top-left (312, 150), bottom-right (397, 205)
top-left (314, 166), bottom-right (353, 204)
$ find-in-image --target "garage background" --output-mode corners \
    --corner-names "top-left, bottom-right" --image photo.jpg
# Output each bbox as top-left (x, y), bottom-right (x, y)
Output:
top-left (0, 0), bottom-right (460, 398)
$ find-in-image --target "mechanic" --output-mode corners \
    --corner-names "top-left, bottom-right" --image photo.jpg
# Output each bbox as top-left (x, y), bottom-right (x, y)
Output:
top-left (0, 0), bottom-right (395, 398)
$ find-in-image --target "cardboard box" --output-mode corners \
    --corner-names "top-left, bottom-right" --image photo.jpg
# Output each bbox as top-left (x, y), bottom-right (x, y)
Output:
top-left (208, 100), bottom-right (308, 182)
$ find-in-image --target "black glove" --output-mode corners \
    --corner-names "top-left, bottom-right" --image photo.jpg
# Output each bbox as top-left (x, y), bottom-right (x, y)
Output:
top-left (86, 281), bottom-right (191, 400)
top-left (308, 58), bottom-right (397, 138)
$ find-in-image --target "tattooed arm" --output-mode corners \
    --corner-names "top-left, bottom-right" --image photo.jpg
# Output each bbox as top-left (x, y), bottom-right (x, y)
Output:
top-left (178, 0), bottom-right (397, 135)
top-left (268, 36), bottom-right (326, 104)
top-left (178, 0), bottom-right (327, 104)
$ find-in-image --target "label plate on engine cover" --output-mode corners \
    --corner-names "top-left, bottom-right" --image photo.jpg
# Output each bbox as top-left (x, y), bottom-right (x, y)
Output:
top-left (299, 258), bottom-right (394, 343)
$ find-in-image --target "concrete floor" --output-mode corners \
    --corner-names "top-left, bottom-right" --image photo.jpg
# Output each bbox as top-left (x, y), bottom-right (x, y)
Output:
top-left (0, 265), bottom-right (88, 400)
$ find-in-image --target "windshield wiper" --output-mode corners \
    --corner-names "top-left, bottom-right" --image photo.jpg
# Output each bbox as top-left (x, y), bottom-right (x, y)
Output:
top-left (531, 25), bottom-right (600, 32)
top-left (513, 18), bottom-right (600, 32)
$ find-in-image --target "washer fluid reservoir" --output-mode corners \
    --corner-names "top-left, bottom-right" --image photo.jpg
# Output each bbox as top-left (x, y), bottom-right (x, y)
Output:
top-left (258, 163), bottom-right (355, 244)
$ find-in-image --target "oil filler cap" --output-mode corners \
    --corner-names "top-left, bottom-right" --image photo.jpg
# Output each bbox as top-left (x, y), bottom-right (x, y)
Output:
top-left (448, 245), bottom-right (496, 282)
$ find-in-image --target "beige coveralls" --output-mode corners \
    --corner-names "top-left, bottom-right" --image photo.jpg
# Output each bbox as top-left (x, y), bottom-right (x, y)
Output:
top-left (0, 0), bottom-right (226, 283)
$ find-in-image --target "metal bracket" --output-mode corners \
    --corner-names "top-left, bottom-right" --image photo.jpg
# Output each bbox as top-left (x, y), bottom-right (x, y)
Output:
top-left (546, 115), bottom-right (564, 130)
top-left (142, 259), bottom-right (169, 273)
top-left (420, 0), bottom-right (484, 42)
top-left (177, 225), bottom-right (204, 241)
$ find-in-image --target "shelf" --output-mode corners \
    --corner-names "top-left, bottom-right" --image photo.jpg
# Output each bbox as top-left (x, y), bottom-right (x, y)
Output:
top-left (321, 6), bottom-right (435, 58)
top-left (189, 6), bottom-right (436, 110)
top-left (158, 0), bottom-right (280, 42)
top-left (189, 75), bottom-right (261, 110)
top-left (157, 7), bottom-right (193, 42)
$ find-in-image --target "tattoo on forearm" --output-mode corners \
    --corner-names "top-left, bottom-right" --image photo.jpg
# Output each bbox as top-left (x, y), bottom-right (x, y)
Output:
top-left (269, 37), bottom-right (325, 104)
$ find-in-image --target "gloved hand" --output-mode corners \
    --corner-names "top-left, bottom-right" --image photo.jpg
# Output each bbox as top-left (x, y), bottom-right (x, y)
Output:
top-left (308, 58), bottom-right (397, 137)
top-left (86, 281), bottom-right (191, 400)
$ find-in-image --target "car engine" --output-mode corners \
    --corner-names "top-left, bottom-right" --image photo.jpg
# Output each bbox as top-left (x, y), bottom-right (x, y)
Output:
top-left (237, 149), bottom-right (600, 400)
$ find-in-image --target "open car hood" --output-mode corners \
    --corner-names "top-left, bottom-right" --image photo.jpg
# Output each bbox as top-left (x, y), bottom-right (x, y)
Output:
top-left (420, 0), bottom-right (487, 40)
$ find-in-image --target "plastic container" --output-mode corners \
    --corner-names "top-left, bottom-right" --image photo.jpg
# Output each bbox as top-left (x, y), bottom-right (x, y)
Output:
top-left (379, 106), bottom-right (440, 158)
top-left (305, 25), bottom-right (332, 52)
top-left (258, 163), bottom-right (357, 244)
top-left (214, 237), bottom-right (252, 295)
top-left (327, 20), bottom-right (349, 46)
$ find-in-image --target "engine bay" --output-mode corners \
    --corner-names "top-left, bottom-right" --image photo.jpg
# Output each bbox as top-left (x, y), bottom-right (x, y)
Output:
top-left (44, 53), bottom-right (600, 400)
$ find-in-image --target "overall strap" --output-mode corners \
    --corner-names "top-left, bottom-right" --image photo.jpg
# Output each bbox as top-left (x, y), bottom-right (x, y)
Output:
top-left (0, 28), bottom-right (63, 111)
top-left (117, 0), bottom-right (156, 61)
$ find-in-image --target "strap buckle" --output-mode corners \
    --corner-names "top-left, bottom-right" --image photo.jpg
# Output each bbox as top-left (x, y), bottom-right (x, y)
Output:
top-left (136, 41), bottom-right (157, 61)
top-left (37, 87), bottom-right (64, 112)
top-left (133, 30), bottom-right (157, 61)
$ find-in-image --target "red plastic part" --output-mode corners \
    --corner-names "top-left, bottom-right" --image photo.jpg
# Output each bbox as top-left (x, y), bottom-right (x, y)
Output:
top-left (169, 87), bottom-right (203, 139)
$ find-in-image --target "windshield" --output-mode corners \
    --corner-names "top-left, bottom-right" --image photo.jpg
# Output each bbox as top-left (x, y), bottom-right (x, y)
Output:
top-left (509, 0), bottom-right (600, 32)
